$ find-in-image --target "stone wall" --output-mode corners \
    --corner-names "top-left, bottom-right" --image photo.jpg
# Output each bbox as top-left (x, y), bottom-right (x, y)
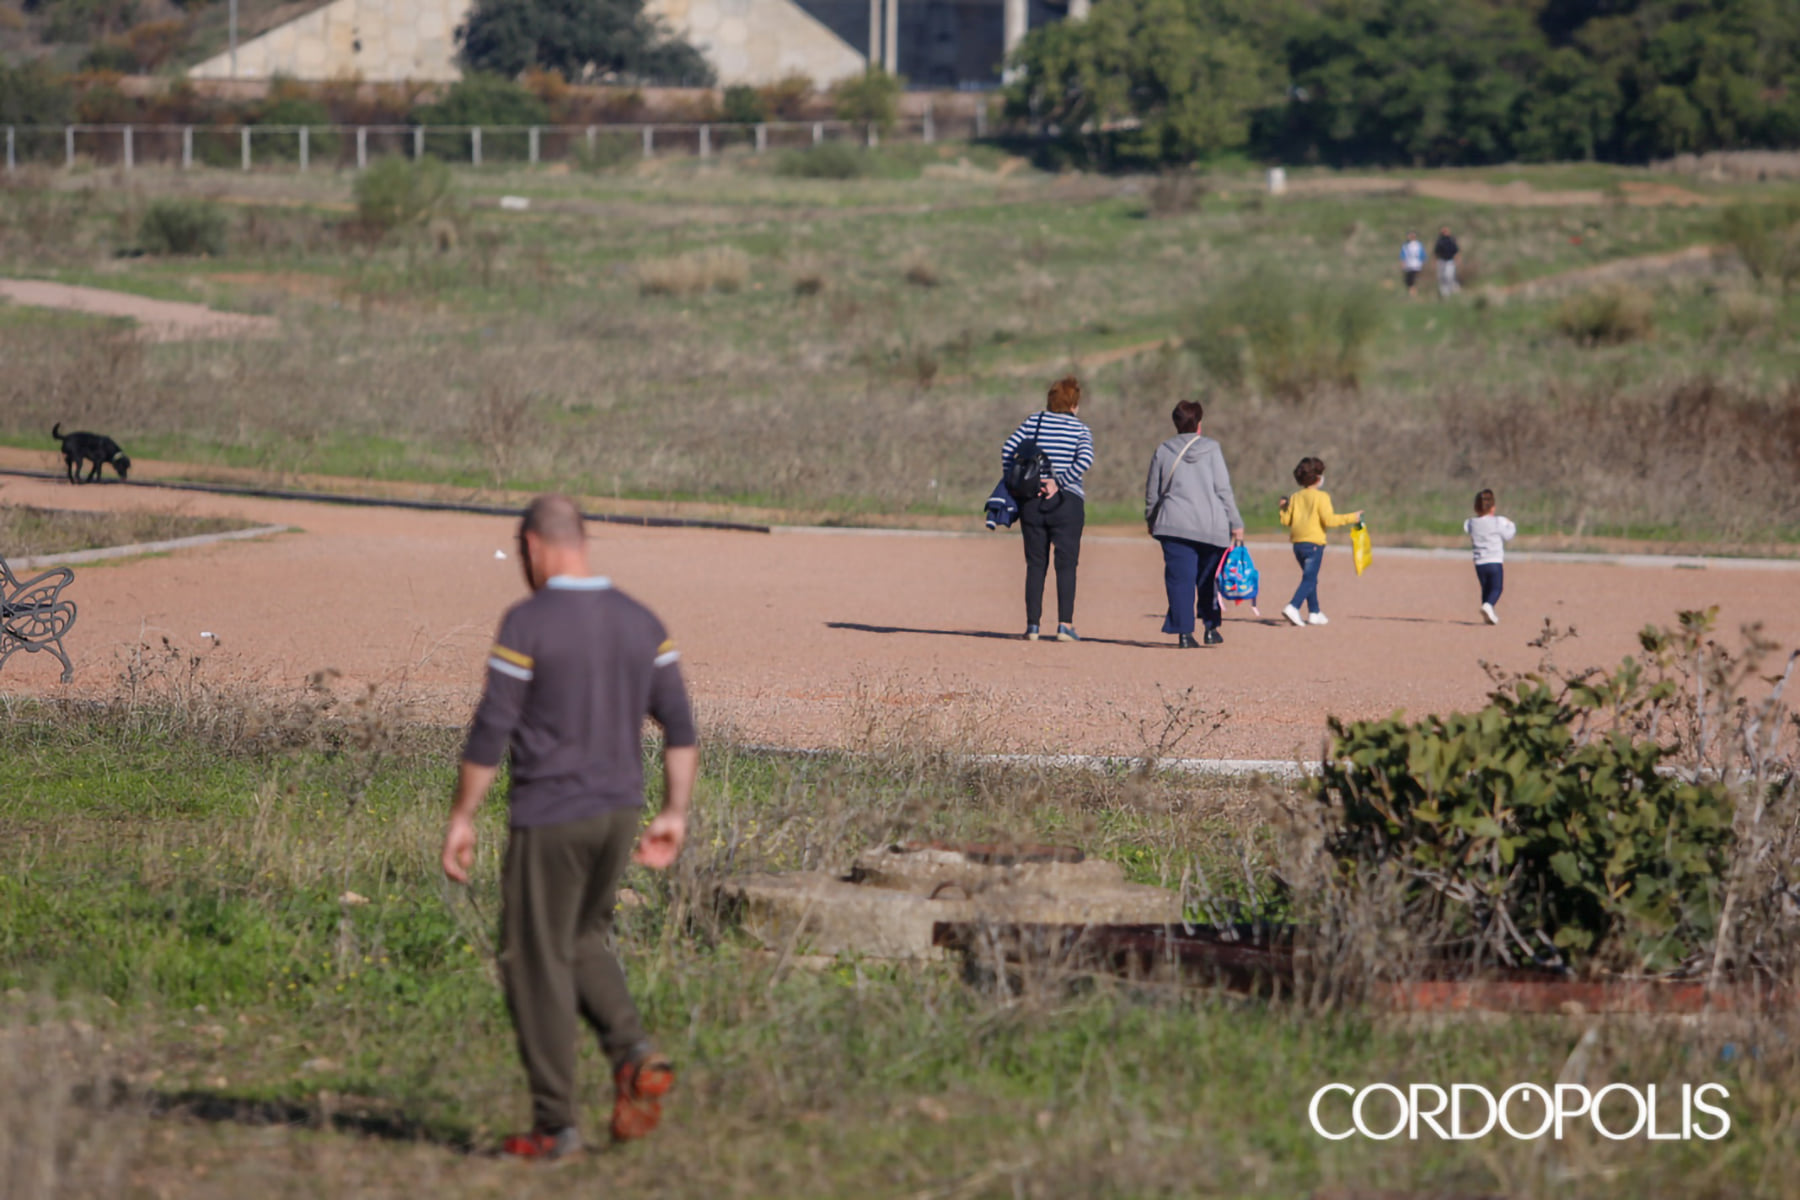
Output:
top-left (188, 0), bottom-right (869, 86)
top-left (189, 0), bottom-right (467, 82)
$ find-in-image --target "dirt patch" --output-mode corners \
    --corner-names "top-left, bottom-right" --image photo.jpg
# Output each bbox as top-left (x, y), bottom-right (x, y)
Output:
top-left (207, 271), bottom-right (346, 302)
top-left (0, 280), bottom-right (278, 343)
top-left (1491, 244), bottom-right (1733, 300)
top-left (1284, 175), bottom-right (1714, 209)
top-left (0, 472), bottom-right (1793, 764)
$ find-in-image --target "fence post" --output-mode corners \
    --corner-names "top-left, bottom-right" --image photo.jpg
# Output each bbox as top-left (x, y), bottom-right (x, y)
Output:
top-left (471, 125), bottom-right (481, 166)
top-left (414, 125), bottom-right (424, 160)
top-left (298, 125), bottom-right (309, 172)
top-left (975, 103), bottom-right (987, 139)
top-left (812, 121), bottom-right (822, 145)
top-left (122, 125), bottom-right (133, 170)
top-left (356, 126), bottom-right (367, 169)
top-left (528, 125), bottom-right (539, 165)
top-left (182, 125), bottom-right (193, 169)
top-left (755, 123), bottom-right (766, 153)
top-left (586, 125), bottom-right (596, 156)
top-left (5, 126), bottom-right (12, 174)
top-left (641, 125), bottom-right (653, 157)
top-left (241, 126), bottom-right (251, 171)
top-left (65, 125), bottom-right (74, 168)
top-left (923, 103), bottom-right (934, 144)
top-left (699, 124), bottom-right (710, 158)
top-left (866, 122), bottom-right (877, 148)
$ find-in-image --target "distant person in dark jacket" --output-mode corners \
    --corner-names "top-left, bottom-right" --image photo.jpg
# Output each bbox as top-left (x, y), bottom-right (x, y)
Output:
top-left (1001, 375), bottom-right (1094, 642)
top-left (1143, 399), bottom-right (1244, 648)
top-left (1434, 225), bottom-right (1461, 298)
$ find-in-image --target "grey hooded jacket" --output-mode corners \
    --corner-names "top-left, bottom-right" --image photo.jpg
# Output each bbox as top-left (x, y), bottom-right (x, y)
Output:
top-left (1144, 434), bottom-right (1244, 546)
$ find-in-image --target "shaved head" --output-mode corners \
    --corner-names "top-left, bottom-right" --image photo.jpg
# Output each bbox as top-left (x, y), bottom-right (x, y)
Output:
top-left (521, 494), bottom-right (585, 547)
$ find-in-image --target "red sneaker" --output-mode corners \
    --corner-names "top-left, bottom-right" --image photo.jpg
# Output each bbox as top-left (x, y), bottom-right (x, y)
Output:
top-left (500, 1127), bottom-right (582, 1161)
top-left (611, 1053), bottom-right (675, 1142)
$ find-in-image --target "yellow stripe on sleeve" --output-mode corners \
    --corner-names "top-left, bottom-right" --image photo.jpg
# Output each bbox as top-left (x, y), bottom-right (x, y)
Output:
top-left (490, 644), bottom-right (534, 669)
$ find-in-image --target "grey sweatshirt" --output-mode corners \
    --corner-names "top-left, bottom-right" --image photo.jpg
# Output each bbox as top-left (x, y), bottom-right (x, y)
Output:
top-left (1144, 434), bottom-right (1244, 546)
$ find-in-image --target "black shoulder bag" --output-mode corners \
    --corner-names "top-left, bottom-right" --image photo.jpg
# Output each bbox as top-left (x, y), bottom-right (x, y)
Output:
top-left (1004, 413), bottom-right (1056, 502)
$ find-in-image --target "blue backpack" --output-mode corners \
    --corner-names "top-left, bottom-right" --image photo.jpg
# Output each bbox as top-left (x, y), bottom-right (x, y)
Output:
top-left (1217, 543), bottom-right (1260, 614)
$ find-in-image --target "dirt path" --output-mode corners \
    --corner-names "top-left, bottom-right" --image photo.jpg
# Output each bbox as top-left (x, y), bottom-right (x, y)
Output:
top-left (0, 279), bottom-right (278, 342)
top-left (1283, 176), bottom-right (1715, 208)
top-left (2, 473), bottom-right (1795, 762)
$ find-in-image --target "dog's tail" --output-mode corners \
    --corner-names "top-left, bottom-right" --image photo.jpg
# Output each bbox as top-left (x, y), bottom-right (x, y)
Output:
top-left (52, 422), bottom-right (62, 440)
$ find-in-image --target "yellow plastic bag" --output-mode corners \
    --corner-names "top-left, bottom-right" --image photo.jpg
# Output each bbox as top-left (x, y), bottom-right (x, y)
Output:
top-left (1350, 521), bottom-right (1372, 576)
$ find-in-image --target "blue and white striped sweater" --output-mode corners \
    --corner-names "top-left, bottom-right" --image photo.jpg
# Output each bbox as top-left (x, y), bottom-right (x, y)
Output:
top-left (1001, 411), bottom-right (1095, 499)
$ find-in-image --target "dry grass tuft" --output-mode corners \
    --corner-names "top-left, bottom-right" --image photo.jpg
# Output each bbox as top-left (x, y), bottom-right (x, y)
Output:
top-left (1716, 288), bottom-right (1773, 338)
top-left (901, 253), bottom-right (940, 289)
top-left (635, 246), bottom-right (751, 297)
top-left (1555, 284), bottom-right (1656, 345)
top-left (790, 255), bottom-right (829, 297)
top-left (0, 504), bottom-right (253, 558)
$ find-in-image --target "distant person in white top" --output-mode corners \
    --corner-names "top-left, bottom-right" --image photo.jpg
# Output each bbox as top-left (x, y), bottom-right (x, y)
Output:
top-left (1465, 489), bottom-right (1516, 625)
top-left (1400, 232), bottom-right (1426, 297)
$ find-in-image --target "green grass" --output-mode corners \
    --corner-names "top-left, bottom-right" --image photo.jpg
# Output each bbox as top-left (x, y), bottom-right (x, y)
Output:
top-left (3, 698), bottom-right (1797, 1196)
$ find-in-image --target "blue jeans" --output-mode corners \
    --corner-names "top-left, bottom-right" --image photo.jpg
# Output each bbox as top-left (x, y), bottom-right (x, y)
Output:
top-left (1290, 543), bottom-right (1324, 614)
top-left (1476, 563), bottom-right (1504, 607)
top-left (1158, 537), bottom-right (1227, 635)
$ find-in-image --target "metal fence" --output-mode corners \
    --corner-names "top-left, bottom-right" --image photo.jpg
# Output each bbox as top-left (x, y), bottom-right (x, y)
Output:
top-left (1, 110), bottom-right (992, 172)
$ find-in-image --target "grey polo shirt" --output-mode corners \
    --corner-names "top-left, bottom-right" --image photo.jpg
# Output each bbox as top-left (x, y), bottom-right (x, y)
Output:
top-left (463, 574), bottom-right (697, 828)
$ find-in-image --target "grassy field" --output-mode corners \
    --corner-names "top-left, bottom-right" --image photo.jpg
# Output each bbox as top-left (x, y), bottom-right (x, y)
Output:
top-left (0, 151), bottom-right (1796, 543)
top-left (4, 676), bottom-right (1798, 1199)
top-left (0, 502), bottom-right (254, 557)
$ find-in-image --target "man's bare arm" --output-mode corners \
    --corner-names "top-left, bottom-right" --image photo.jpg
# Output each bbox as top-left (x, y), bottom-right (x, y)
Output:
top-left (442, 760), bottom-right (499, 883)
top-left (634, 743), bottom-right (698, 869)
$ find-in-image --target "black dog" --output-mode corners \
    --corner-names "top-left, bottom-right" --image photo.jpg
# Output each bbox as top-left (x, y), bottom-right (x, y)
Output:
top-left (52, 423), bottom-right (132, 484)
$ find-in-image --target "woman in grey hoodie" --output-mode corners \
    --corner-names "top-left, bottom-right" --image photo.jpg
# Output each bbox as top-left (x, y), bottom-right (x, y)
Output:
top-left (1143, 400), bottom-right (1245, 648)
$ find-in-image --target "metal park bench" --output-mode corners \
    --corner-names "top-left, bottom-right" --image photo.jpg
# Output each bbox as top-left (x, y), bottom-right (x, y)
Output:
top-left (0, 555), bottom-right (77, 682)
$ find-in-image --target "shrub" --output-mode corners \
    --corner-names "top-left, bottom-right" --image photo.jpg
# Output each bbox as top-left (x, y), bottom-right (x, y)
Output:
top-left (789, 255), bottom-right (828, 296)
top-left (253, 94), bottom-right (340, 163)
top-left (1144, 167), bottom-right (1206, 217)
top-left (571, 130), bottom-right (639, 172)
top-left (1720, 200), bottom-right (1800, 295)
top-left (773, 141), bottom-right (866, 179)
top-left (721, 84), bottom-right (766, 125)
top-left (1554, 284), bottom-right (1654, 345)
top-left (1189, 269), bottom-right (1380, 399)
top-left (1715, 289), bottom-right (1773, 339)
top-left (353, 155), bottom-right (454, 238)
top-left (830, 68), bottom-right (902, 133)
top-left (901, 253), bottom-right (938, 288)
top-left (635, 246), bottom-right (750, 296)
top-left (139, 199), bottom-right (228, 257)
top-left (1314, 641), bottom-right (1736, 972)
top-left (759, 71), bottom-right (815, 120)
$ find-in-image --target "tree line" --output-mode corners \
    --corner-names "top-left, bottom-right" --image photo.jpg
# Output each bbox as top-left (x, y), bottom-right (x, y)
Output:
top-left (1007, 0), bottom-right (1800, 167)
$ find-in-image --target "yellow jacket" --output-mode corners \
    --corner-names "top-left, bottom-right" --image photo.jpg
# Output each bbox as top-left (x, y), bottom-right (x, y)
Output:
top-left (1281, 487), bottom-right (1356, 545)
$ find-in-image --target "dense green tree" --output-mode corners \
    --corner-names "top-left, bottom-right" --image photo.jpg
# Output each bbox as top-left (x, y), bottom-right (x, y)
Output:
top-left (457, 0), bottom-right (714, 85)
top-left (1006, 0), bottom-right (1272, 167)
top-left (1514, 46), bottom-right (1620, 160)
top-left (414, 73), bottom-right (552, 127)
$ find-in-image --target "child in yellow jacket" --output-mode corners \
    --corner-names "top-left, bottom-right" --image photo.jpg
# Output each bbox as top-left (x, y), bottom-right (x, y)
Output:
top-left (1278, 456), bottom-right (1362, 627)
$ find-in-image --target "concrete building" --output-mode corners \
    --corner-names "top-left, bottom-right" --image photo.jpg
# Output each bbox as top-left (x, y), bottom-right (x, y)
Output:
top-left (188, 0), bottom-right (1088, 87)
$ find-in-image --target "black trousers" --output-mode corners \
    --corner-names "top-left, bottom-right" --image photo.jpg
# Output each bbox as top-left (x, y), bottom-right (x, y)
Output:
top-left (1020, 493), bottom-right (1084, 627)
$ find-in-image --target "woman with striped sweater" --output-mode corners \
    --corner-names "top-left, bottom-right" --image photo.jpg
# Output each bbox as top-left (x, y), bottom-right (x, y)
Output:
top-left (1001, 376), bottom-right (1095, 642)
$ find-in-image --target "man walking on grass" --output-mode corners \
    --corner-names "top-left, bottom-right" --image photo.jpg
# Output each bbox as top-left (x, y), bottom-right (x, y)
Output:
top-left (442, 493), bottom-right (698, 1161)
top-left (1434, 224), bottom-right (1461, 298)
